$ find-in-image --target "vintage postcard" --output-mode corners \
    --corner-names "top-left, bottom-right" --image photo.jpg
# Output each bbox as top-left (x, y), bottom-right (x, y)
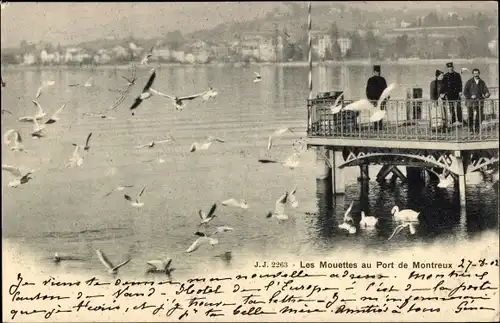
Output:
top-left (1, 1), bottom-right (499, 322)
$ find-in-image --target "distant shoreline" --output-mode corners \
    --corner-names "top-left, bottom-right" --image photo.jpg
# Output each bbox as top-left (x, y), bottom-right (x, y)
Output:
top-left (1, 58), bottom-right (498, 71)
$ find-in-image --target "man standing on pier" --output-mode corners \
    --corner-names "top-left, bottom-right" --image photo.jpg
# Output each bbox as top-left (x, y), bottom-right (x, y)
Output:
top-left (463, 68), bottom-right (490, 133)
top-left (442, 62), bottom-right (463, 126)
top-left (366, 65), bottom-right (388, 130)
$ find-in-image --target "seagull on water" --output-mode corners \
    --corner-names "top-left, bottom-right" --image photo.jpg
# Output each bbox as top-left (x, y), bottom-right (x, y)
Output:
top-left (198, 203), bottom-right (217, 226)
top-left (428, 168), bottom-right (453, 188)
top-left (140, 45), bottom-right (154, 65)
top-left (18, 100), bottom-right (46, 122)
top-left (65, 145), bottom-right (84, 168)
top-left (215, 251), bottom-right (232, 261)
top-left (338, 222), bottom-right (357, 234)
top-left (146, 258), bottom-right (175, 278)
top-left (342, 201), bottom-right (354, 223)
top-left (359, 211), bottom-right (378, 228)
top-left (288, 187), bottom-right (298, 208)
top-left (73, 132), bottom-right (92, 151)
top-left (69, 77), bottom-right (94, 87)
top-left (135, 137), bottom-right (174, 149)
top-left (253, 72), bottom-right (261, 83)
top-left (83, 112), bottom-right (116, 120)
top-left (35, 80), bottom-right (55, 99)
top-left (95, 249), bottom-right (131, 277)
top-left (4, 129), bottom-right (26, 152)
top-left (2, 164), bottom-right (34, 188)
top-left (53, 252), bottom-right (83, 264)
top-left (190, 136), bottom-right (225, 152)
top-left (267, 127), bottom-right (295, 151)
top-left (388, 222), bottom-right (416, 240)
top-left (104, 185), bottom-right (134, 197)
top-left (266, 191), bottom-right (289, 223)
top-left (186, 232), bottom-right (219, 253)
top-left (151, 88), bottom-right (206, 111)
top-left (391, 205), bottom-right (420, 222)
top-left (124, 186), bottom-right (146, 207)
top-left (129, 69), bottom-right (156, 115)
top-left (221, 198), bottom-right (249, 209)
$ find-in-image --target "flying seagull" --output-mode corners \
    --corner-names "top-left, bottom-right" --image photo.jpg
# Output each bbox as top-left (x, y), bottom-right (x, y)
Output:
top-left (65, 145), bottom-right (84, 168)
top-left (258, 152), bottom-right (301, 169)
top-left (288, 187), bottom-right (298, 208)
top-left (266, 191), bottom-right (289, 223)
top-left (104, 185), bottom-right (134, 197)
top-left (253, 72), bottom-right (261, 83)
top-left (45, 103), bottom-right (67, 124)
top-left (30, 119), bottom-right (46, 139)
top-left (267, 127), bottom-right (295, 151)
top-left (35, 80), bottom-right (55, 99)
top-left (129, 69), bottom-right (156, 115)
top-left (18, 100), bottom-right (46, 122)
top-left (4, 129), bottom-right (26, 152)
top-left (69, 77), bottom-right (94, 87)
top-left (369, 83), bottom-right (397, 122)
top-left (95, 249), bottom-right (131, 277)
top-left (124, 186), bottom-right (146, 207)
top-left (2, 164), bottom-right (34, 188)
top-left (221, 198), bottom-right (249, 209)
top-left (109, 66), bottom-right (137, 110)
top-left (72, 132), bottom-right (92, 151)
top-left (198, 203), bottom-right (217, 226)
top-left (190, 136), bottom-right (225, 152)
top-left (186, 232), bottom-right (219, 253)
top-left (460, 67), bottom-right (469, 74)
top-left (140, 45), bottom-right (154, 65)
top-left (330, 92), bottom-right (346, 115)
top-left (151, 88), bottom-right (206, 111)
top-left (135, 137), bottom-right (174, 149)
top-left (343, 201), bottom-right (354, 223)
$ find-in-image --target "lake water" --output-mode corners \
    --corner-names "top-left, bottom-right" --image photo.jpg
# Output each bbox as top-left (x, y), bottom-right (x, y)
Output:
top-left (1, 63), bottom-right (498, 279)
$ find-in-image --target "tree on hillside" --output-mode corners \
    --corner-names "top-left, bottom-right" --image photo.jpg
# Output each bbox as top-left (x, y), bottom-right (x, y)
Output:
top-left (165, 30), bottom-right (185, 50)
top-left (364, 30), bottom-right (379, 60)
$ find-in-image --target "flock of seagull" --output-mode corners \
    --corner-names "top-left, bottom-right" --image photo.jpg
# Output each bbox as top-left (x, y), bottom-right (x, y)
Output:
top-left (1, 54), bottom-right (310, 279)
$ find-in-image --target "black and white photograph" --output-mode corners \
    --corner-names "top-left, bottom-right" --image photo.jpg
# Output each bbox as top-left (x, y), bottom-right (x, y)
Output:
top-left (1, 2), bottom-right (499, 322)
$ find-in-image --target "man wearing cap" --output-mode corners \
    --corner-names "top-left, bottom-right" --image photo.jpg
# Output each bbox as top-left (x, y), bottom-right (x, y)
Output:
top-left (442, 62), bottom-right (463, 125)
top-left (366, 65), bottom-right (388, 130)
top-left (463, 68), bottom-right (490, 133)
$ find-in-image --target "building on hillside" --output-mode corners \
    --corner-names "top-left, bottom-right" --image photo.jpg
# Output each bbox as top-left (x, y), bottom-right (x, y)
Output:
top-left (337, 37), bottom-right (352, 58)
top-left (488, 40), bottom-right (498, 56)
top-left (152, 46), bottom-right (172, 61)
top-left (384, 26), bottom-right (479, 40)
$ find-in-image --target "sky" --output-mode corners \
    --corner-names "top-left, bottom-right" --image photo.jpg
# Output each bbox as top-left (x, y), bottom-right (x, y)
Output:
top-left (0, 2), bottom-right (284, 48)
top-left (1, 2), bottom-right (497, 49)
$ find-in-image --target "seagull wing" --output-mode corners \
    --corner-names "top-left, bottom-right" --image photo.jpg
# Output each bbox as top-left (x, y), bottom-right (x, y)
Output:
top-left (124, 194), bottom-right (133, 202)
top-left (129, 97), bottom-right (143, 110)
top-left (267, 136), bottom-right (273, 150)
top-left (111, 93), bottom-right (128, 110)
top-left (198, 210), bottom-right (206, 220)
top-left (388, 224), bottom-right (406, 241)
top-left (275, 191), bottom-right (288, 214)
top-left (254, 72), bottom-right (261, 77)
top-left (206, 203), bottom-right (217, 218)
top-left (85, 132), bottom-right (92, 147)
top-left (258, 159), bottom-right (278, 164)
top-left (113, 258), bottom-right (131, 271)
top-left (139, 186), bottom-right (146, 197)
top-left (96, 249), bottom-right (114, 270)
top-left (142, 69), bottom-right (156, 92)
top-left (221, 198), bottom-right (237, 206)
top-left (186, 238), bottom-right (203, 253)
top-left (2, 164), bottom-right (23, 178)
top-left (333, 92), bottom-right (344, 108)
top-left (45, 104), bottom-right (66, 124)
top-left (3, 129), bottom-right (15, 144)
top-left (32, 100), bottom-right (44, 115)
top-left (178, 92), bottom-right (204, 101)
top-left (150, 88), bottom-right (175, 100)
top-left (376, 83), bottom-right (397, 110)
top-left (344, 201), bottom-right (354, 218)
top-left (343, 99), bottom-right (374, 112)
top-left (146, 260), bottom-right (165, 270)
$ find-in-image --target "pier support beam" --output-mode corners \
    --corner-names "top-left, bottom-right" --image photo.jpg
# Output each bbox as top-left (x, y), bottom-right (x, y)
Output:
top-left (357, 164), bottom-right (370, 181)
top-left (454, 150), bottom-right (467, 207)
top-left (315, 147), bottom-right (331, 180)
top-left (391, 166), bottom-right (407, 183)
top-left (330, 150), bottom-right (345, 195)
top-left (406, 166), bottom-right (425, 184)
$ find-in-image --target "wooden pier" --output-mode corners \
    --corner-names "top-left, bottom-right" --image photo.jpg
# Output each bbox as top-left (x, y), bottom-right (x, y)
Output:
top-left (306, 92), bottom-right (499, 207)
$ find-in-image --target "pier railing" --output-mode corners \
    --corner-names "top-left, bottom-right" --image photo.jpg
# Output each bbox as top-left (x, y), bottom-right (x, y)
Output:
top-left (308, 98), bottom-right (499, 142)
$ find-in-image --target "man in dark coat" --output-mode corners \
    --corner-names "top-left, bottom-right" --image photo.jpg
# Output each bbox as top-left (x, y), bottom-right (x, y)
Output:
top-left (463, 68), bottom-right (490, 132)
top-left (366, 65), bottom-right (388, 130)
top-left (442, 62), bottom-right (463, 125)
